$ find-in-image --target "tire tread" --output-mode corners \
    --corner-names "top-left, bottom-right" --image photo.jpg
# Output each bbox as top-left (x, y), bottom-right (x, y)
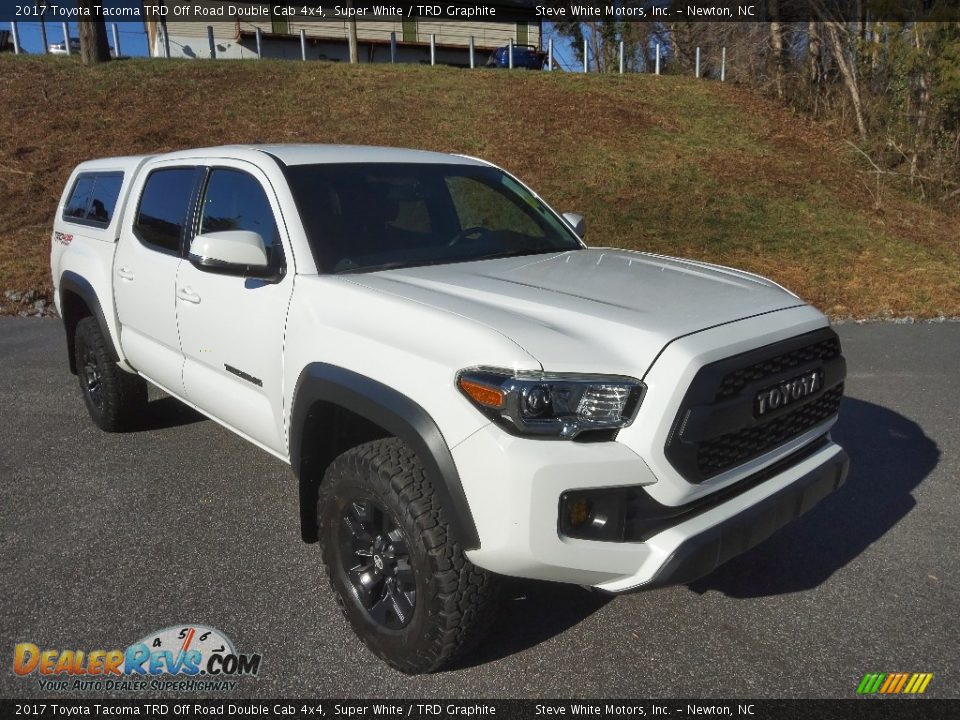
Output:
top-left (319, 437), bottom-right (498, 673)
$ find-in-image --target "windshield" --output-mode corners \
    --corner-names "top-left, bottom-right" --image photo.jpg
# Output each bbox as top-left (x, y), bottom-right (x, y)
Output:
top-left (283, 162), bottom-right (583, 273)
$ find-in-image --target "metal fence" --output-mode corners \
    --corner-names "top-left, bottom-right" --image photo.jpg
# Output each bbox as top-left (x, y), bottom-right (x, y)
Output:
top-left (6, 20), bottom-right (727, 81)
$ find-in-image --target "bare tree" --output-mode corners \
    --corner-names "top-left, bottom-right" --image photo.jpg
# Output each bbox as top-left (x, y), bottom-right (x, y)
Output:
top-left (768, 0), bottom-right (787, 99)
top-left (77, 0), bottom-right (111, 65)
top-left (822, 20), bottom-right (867, 138)
top-left (811, 1), bottom-right (866, 138)
top-left (808, 21), bottom-right (823, 85)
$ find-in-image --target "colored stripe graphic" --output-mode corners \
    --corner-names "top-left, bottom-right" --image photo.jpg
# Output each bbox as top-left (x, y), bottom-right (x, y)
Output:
top-left (857, 673), bottom-right (886, 694)
top-left (879, 674), bottom-right (896, 693)
top-left (857, 672), bottom-right (933, 695)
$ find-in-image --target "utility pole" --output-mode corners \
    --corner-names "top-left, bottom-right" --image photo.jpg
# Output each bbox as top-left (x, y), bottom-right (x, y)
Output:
top-left (37, 2), bottom-right (48, 54)
top-left (348, 0), bottom-right (358, 63)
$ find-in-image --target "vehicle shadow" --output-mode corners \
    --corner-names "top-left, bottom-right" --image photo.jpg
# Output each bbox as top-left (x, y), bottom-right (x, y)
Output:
top-left (688, 396), bottom-right (939, 598)
top-left (451, 578), bottom-right (612, 670)
top-left (130, 396), bottom-right (205, 432)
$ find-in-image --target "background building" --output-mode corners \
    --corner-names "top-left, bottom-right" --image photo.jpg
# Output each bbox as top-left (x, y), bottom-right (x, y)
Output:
top-left (146, 1), bottom-right (541, 66)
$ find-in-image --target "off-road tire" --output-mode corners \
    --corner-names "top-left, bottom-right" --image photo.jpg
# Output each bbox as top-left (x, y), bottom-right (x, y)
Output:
top-left (74, 317), bottom-right (147, 432)
top-left (318, 438), bottom-right (499, 674)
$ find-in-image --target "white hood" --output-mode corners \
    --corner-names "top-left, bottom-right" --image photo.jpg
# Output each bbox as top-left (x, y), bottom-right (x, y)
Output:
top-left (344, 248), bottom-right (804, 376)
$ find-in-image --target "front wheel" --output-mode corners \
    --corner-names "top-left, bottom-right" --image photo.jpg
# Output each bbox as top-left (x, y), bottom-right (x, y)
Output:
top-left (318, 438), bottom-right (499, 674)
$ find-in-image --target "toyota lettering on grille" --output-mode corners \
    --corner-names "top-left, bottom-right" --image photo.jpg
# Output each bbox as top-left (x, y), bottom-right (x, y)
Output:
top-left (755, 369), bottom-right (823, 417)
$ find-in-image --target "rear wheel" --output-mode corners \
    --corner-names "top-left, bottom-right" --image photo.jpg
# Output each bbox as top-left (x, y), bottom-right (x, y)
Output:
top-left (74, 317), bottom-right (146, 432)
top-left (318, 438), bottom-right (499, 674)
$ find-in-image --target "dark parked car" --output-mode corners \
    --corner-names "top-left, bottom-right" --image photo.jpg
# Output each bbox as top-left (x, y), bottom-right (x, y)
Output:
top-left (487, 44), bottom-right (546, 69)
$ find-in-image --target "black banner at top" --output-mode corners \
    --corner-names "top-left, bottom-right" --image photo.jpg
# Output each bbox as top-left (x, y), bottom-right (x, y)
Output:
top-left (3, 0), bottom-right (960, 24)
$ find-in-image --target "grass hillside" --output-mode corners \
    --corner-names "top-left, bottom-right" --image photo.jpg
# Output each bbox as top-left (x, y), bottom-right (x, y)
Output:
top-left (2, 54), bottom-right (958, 318)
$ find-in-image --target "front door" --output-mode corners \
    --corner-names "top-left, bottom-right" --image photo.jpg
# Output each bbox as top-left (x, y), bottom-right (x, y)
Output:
top-left (175, 163), bottom-right (294, 456)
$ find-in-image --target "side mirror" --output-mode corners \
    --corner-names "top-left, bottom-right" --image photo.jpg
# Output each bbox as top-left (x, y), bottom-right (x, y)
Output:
top-left (188, 230), bottom-right (280, 281)
top-left (563, 212), bottom-right (586, 239)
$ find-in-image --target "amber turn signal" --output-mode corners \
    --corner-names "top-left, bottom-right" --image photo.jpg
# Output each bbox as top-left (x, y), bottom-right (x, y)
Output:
top-left (458, 378), bottom-right (505, 409)
top-left (567, 498), bottom-right (592, 527)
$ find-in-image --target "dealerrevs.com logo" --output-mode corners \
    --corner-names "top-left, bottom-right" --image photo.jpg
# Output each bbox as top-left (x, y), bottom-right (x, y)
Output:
top-left (13, 624), bottom-right (262, 692)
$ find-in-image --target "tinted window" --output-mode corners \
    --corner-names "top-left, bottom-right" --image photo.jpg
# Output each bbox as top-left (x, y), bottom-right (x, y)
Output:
top-left (64, 176), bottom-right (95, 220)
top-left (88, 174), bottom-right (123, 224)
top-left (63, 172), bottom-right (123, 226)
top-left (199, 169), bottom-right (283, 266)
top-left (135, 168), bottom-right (201, 254)
top-left (284, 163), bottom-right (580, 273)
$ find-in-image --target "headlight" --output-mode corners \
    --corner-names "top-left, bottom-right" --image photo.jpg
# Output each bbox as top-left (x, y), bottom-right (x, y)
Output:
top-left (456, 367), bottom-right (645, 439)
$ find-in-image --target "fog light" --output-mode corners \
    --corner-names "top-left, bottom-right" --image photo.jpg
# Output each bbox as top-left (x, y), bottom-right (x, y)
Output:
top-left (568, 498), bottom-right (592, 527)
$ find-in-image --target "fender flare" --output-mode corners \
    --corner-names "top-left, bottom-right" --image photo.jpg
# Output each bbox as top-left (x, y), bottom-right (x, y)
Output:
top-left (290, 363), bottom-right (481, 551)
top-left (59, 271), bottom-right (119, 372)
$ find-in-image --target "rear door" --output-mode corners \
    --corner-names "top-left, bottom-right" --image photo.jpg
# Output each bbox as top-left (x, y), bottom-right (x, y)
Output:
top-left (175, 162), bottom-right (294, 456)
top-left (114, 163), bottom-right (204, 393)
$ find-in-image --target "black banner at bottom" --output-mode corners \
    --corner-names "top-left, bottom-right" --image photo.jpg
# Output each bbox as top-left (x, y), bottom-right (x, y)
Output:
top-left (1, 699), bottom-right (958, 720)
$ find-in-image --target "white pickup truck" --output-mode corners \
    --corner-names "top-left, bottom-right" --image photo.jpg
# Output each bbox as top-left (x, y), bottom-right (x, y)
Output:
top-left (51, 145), bottom-right (848, 673)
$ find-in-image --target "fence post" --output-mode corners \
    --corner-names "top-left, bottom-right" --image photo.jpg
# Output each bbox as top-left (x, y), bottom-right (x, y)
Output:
top-left (508, 39), bottom-right (513, 69)
top-left (547, 37), bottom-right (553, 71)
top-left (619, 40), bottom-right (624, 74)
top-left (112, 23), bottom-right (120, 58)
top-left (390, 31), bottom-right (397, 63)
top-left (655, 42), bottom-right (660, 75)
top-left (207, 26), bottom-right (216, 58)
top-left (468, 35), bottom-right (474, 68)
top-left (583, 38), bottom-right (588, 73)
top-left (300, 28), bottom-right (306, 61)
top-left (721, 47), bottom-right (726, 81)
top-left (162, 24), bottom-right (171, 58)
top-left (10, 21), bottom-right (20, 54)
top-left (430, 33), bottom-right (435, 65)
top-left (62, 22), bottom-right (70, 55)
top-left (255, 27), bottom-right (262, 59)
top-left (695, 46), bottom-right (700, 78)
top-left (39, 19), bottom-right (48, 53)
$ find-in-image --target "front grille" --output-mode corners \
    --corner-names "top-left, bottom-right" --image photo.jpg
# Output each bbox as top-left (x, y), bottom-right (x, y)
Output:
top-left (715, 337), bottom-right (841, 401)
top-left (697, 385), bottom-right (843, 476)
top-left (665, 328), bottom-right (846, 483)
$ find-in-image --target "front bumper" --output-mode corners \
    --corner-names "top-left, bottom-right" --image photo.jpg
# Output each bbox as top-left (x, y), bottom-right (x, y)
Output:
top-left (611, 443), bottom-right (848, 591)
top-left (454, 424), bottom-right (848, 592)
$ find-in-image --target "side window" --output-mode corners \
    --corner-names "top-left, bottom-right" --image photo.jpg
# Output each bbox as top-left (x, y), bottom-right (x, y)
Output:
top-left (64, 176), bottom-right (95, 220)
top-left (63, 172), bottom-right (124, 227)
top-left (134, 167), bottom-right (201, 255)
top-left (199, 169), bottom-right (284, 267)
top-left (88, 174), bottom-right (123, 224)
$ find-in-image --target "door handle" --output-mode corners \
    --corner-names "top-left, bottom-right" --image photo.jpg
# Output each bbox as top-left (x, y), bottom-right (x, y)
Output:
top-left (117, 266), bottom-right (134, 281)
top-left (176, 287), bottom-right (201, 304)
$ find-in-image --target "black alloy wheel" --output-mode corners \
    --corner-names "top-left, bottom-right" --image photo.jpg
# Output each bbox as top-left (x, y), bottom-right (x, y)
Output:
top-left (81, 341), bottom-right (105, 411)
top-left (338, 499), bottom-right (416, 630)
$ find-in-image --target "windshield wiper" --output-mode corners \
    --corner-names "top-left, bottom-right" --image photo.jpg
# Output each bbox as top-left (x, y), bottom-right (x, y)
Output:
top-left (336, 261), bottom-right (420, 275)
top-left (336, 248), bottom-right (573, 275)
top-left (469, 248), bottom-right (565, 262)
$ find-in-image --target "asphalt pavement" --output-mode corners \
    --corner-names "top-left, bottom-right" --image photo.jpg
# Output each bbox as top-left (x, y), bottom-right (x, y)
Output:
top-left (1, 317), bottom-right (957, 698)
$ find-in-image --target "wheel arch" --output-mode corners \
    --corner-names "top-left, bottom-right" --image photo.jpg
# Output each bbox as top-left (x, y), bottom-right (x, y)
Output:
top-left (289, 363), bottom-right (481, 551)
top-left (59, 271), bottom-right (118, 375)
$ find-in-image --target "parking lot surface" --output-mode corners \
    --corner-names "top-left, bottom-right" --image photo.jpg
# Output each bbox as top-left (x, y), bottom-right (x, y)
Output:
top-left (1, 318), bottom-right (957, 698)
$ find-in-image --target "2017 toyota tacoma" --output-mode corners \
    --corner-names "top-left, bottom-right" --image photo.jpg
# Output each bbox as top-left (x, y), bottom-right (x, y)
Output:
top-left (51, 145), bottom-right (849, 673)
